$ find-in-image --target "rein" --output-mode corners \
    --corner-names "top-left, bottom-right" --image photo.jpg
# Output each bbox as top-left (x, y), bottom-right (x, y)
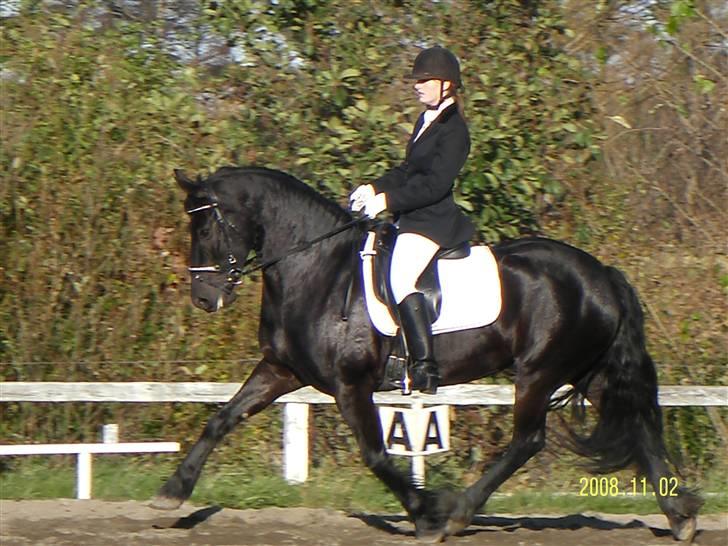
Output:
top-left (186, 188), bottom-right (367, 288)
top-left (242, 216), bottom-right (367, 276)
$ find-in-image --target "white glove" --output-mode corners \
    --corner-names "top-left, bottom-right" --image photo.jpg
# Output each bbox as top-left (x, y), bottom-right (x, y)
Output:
top-left (364, 193), bottom-right (387, 218)
top-left (349, 184), bottom-right (375, 212)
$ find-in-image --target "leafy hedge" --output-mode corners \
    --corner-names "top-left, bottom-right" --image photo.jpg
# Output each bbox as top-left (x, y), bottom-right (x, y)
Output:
top-left (1, 1), bottom-right (597, 364)
top-left (0, 1), bottom-right (724, 481)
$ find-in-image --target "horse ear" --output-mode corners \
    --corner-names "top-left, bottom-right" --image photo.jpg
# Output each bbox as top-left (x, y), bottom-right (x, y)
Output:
top-left (174, 169), bottom-right (197, 193)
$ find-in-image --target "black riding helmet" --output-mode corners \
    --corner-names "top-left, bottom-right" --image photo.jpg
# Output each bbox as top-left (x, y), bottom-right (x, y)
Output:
top-left (404, 46), bottom-right (462, 88)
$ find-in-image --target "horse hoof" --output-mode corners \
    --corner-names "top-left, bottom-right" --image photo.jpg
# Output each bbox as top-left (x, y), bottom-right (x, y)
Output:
top-left (415, 527), bottom-right (445, 543)
top-left (442, 494), bottom-right (473, 536)
top-left (149, 495), bottom-right (184, 511)
top-left (444, 517), bottom-right (469, 536)
top-left (413, 513), bottom-right (447, 543)
top-left (671, 516), bottom-right (697, 542)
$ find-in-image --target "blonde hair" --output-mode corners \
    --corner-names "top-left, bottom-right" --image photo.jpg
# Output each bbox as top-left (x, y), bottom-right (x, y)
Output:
top-left (449, 86), bottom-right (466, 121)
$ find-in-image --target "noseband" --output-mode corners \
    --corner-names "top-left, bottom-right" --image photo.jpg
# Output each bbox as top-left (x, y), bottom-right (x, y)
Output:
top-left (186, 188), bottom-right (368, 293)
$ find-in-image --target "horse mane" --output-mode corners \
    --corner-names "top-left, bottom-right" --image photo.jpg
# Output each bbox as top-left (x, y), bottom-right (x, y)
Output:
top-left (209, 165), bottom-right (351, 223)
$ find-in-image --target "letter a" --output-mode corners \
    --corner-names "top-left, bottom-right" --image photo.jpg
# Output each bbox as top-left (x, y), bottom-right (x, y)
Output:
top-left (423, 411), bottom-right (444, 451)
top-left (386, 410), bottom-right (413, 452)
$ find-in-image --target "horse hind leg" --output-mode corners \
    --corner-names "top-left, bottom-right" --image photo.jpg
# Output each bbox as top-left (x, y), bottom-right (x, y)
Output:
top-left (151, 358), bottom-right (302, 510)
top-left (444, 380), bottom-right (552, 537)
top-left (638, 438), bottom-right (703, 541)
top-left (580, 368), bottom-right (702, 542)
top-left (571, 267), bottom-right (703, 540)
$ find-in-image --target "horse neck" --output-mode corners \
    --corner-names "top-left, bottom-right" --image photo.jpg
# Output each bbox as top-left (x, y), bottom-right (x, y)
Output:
top-left (253, 176), bottom-right (355, 280)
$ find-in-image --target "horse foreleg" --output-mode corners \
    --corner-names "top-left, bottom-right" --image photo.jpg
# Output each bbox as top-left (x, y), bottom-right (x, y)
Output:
top-left (445, 383), bottom-right (551, 536)
top-left (151, 359), bottom-right (302, 510)
top-left (334, 383), bottom-right (444, 541)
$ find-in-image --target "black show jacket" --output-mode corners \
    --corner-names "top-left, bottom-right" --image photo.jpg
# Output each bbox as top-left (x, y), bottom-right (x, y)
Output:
top-left (371, 103), bottom-right (474, 249)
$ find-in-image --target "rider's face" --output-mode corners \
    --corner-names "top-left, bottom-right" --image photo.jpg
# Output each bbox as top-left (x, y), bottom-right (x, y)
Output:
top-left (414, 79), bottom-right (452, 107)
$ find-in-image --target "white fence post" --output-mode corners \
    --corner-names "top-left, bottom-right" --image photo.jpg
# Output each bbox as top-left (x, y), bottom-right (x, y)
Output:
top-left (411, 455), bottom-right (426, 489)
top-left (76, 450), bottom-right (92, 500)
top-left (101, 424), bottom-right (119, 444)
top-left (411, 401), bottom-right (426, 488)
top-left (283, 402), bottom-right (309, 484)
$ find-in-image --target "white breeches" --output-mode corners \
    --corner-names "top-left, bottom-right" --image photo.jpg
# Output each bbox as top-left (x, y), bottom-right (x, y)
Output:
top-left (390, 232), bottom-right (440, 304)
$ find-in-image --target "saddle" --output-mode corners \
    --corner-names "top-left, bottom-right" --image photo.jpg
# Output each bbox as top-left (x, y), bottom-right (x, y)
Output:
top-left (359, 223), bottom-right (503, 392)
top-left (371, 222), bottom-right (470, 324)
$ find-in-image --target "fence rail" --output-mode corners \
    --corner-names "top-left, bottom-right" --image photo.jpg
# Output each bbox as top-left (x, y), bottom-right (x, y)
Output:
top-left (2, 382), bottom-right (726, 406)
top-left (1, 382), bottom-right (726, 485)
top-left (0, 442), bottom-right (180, 499)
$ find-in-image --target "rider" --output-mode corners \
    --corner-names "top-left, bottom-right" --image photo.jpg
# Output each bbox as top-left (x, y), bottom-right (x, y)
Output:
top-left (350, 46), bottom-right (474, 394)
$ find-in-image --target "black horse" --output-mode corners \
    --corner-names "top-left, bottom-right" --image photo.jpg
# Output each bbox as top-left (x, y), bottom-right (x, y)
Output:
top-left (153, 166), bottom-right (701, 542)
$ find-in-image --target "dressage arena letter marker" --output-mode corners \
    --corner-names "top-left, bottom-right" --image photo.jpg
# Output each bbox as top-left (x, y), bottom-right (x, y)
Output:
top-left (379, 404), bottom-right (450, 487)
top-left (379, 405), bottom-right (450, 456)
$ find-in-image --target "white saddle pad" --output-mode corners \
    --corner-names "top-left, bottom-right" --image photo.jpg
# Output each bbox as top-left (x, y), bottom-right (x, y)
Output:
top-left (360, 233), bottom-right (502, 337)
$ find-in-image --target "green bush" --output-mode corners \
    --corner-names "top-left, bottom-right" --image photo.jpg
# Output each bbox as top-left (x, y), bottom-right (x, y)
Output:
top-left (1, 0), bottom-right (724, 494)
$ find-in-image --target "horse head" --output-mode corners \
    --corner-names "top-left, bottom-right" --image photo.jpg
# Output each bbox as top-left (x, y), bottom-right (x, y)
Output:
top-left (175, 169), bottom-right (259, 312)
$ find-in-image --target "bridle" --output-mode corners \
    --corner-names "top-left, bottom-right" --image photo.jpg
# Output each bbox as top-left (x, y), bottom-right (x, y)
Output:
top-left (185, 187), bottom-right (367, 293)
top-left (186, 188), bottom-right (249, 292)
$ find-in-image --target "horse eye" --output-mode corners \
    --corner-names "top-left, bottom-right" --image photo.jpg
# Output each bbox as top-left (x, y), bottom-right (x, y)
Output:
top-left (199, 228), bottom-right (211, 238)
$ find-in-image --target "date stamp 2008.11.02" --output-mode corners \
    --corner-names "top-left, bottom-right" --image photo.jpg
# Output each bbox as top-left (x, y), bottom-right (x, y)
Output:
top-left (578, 476), bottom-right (680, 497)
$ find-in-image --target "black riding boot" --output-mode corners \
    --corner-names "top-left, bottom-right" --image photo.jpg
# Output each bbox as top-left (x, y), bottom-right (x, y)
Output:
top-left (398, 292), bottom-right (439, 394)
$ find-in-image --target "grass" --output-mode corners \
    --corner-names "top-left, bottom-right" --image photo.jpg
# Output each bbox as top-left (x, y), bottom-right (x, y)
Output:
top-left (1, 456), bottom-right (726, 515)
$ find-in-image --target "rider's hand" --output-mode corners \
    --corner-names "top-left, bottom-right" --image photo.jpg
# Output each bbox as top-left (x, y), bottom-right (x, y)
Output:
top-left (364, 193), bottom-right (387, 219)
top-left (349, 184), bottom-right (374, 212)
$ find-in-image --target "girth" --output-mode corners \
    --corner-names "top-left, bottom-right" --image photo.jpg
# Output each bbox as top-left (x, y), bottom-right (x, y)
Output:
top-left (371, 223), bottom-right (470, 323)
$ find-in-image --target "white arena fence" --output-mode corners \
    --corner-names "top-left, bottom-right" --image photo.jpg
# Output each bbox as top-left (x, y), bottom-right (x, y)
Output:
top-left (1, 382), bottom-right (726, 494)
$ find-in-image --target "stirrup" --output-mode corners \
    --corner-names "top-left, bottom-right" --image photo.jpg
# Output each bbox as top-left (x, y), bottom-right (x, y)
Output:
top-left (384, 354), bottom-right (412, 395)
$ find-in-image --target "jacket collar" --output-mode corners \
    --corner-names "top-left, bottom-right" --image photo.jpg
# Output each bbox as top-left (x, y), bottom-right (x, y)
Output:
top-left (407, 103), bottom-right (459, 153)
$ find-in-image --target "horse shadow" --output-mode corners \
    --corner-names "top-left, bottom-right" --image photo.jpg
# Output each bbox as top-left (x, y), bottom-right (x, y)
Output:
top-left (151, 505), bottom-right (223, 530)
top-left (349, 512), bottom-right (677, 539)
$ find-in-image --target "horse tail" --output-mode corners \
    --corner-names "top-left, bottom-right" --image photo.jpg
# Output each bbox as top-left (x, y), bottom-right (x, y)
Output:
top-left (566, 266), bottom-right (667, 474)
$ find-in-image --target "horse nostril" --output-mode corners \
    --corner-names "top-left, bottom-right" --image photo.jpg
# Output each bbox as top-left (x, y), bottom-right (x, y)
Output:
top-left (194, 297), bottom-right (213, 312)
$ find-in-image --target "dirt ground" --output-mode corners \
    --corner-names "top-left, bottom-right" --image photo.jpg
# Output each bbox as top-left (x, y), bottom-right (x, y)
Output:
top-left (0, 499), bottom-right (726, 546)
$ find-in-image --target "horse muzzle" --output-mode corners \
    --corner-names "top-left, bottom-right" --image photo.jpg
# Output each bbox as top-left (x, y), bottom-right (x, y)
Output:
top-left (190, 275), bottom-right (238, 312)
